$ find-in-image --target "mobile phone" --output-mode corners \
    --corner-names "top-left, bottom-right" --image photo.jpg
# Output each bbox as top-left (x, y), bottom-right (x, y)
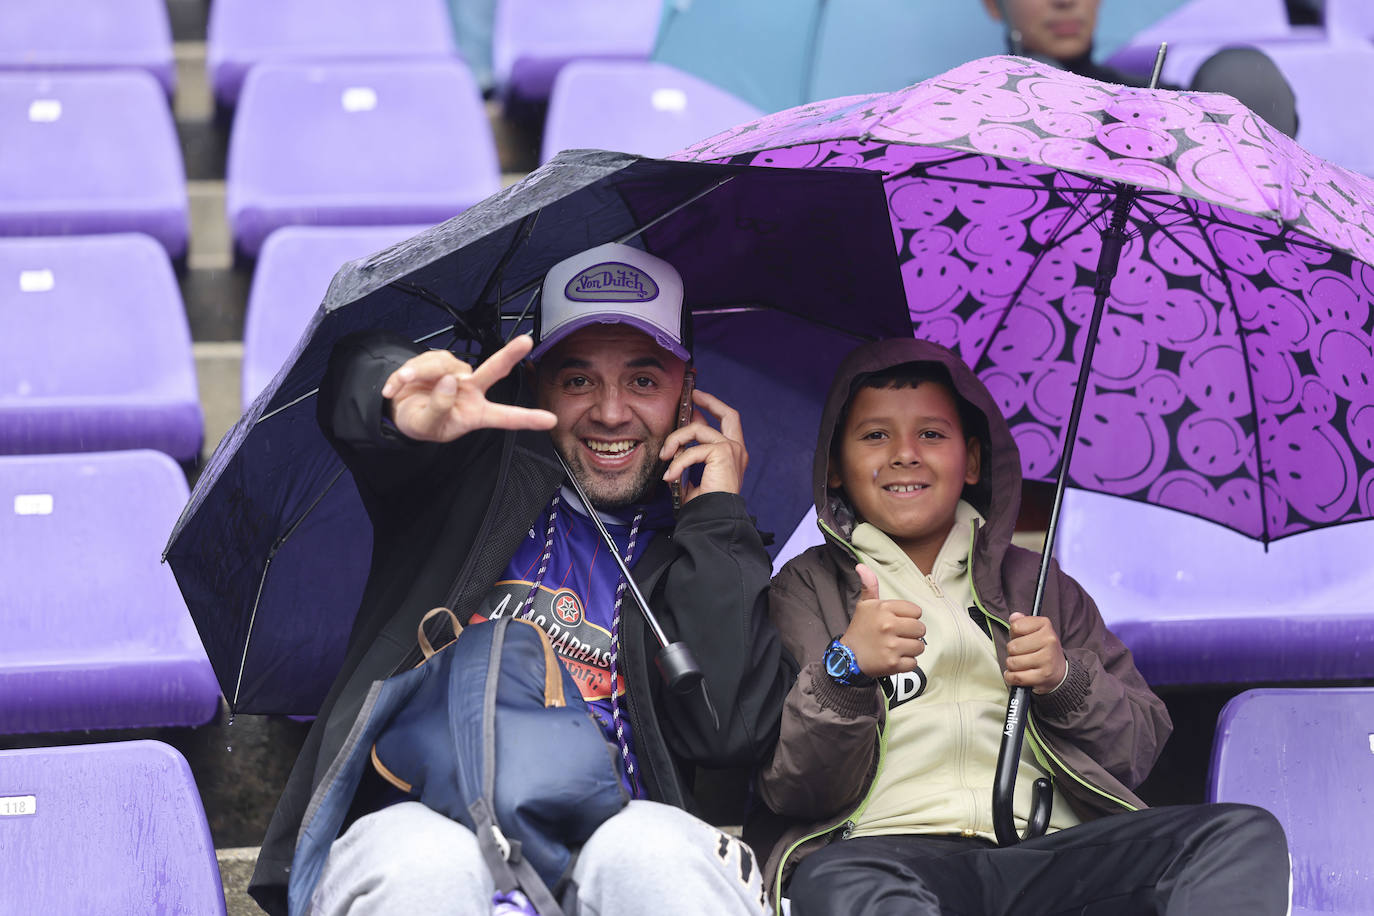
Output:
top-left (670, 368), bottom-right (697, 512)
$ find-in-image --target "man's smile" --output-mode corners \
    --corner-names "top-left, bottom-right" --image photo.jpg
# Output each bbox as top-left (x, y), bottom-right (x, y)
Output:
top-left (582, 437), bottom-right (643, 468)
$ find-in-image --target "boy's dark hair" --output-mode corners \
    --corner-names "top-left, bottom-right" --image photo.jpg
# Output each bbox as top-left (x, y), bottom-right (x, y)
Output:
top-left (831, 361), bottom-right (993, 516)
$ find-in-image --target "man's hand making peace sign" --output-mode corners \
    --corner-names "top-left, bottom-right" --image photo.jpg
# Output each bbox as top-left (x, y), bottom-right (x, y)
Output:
top-left (380, 334), bottom-right (556, 443)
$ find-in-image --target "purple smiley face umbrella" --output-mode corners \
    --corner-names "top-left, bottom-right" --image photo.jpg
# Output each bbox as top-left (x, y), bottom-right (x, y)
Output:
top-left (675, 53), bottom-right (1374, 845)
top-left (677, 54), bottom-right (1374, 544)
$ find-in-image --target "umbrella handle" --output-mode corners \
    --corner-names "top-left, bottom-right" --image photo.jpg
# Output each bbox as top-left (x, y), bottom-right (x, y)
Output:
top-left (993, 684), bottom-right (1053, 846)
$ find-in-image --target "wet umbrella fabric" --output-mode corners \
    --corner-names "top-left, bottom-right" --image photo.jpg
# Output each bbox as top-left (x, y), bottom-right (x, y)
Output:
top-left (677, 55), bottom-right (1374, 544)
top-left (164, 150), bottom-right (911, 715)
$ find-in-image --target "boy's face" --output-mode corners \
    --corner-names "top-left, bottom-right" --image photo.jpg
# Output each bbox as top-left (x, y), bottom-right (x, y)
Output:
top-left (829, 382), bottom-right (981, 569)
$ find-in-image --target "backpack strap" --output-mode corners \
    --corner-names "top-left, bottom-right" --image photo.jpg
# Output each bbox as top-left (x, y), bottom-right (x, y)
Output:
top-left (417, 606), bottom-right (462, 660)
top-left (475, 617), bottom-right (574, 915)
top-left (470, 795), bottom-right (566, 916)
top-left (510, 617), bottom-right (566, 708)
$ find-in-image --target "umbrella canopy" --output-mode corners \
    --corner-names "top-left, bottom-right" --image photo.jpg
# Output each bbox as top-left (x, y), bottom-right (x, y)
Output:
top-left (675, 55), bottom-right (1374, 545)
top-left (164, 150), bottom-right (911, 714)
top-left (652, 0), bottom-right (1190, 115)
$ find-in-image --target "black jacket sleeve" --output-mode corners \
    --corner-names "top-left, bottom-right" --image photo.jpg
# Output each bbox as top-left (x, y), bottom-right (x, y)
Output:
top-left (655, 491), bottom-right (798, 767)
top-left (316, 330), bottom-right (442, 492)
top-left (316, 329), bottom-right (520, 514)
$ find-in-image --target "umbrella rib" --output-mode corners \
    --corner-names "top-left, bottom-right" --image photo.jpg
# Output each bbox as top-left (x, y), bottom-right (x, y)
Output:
top-left (1183, 197), bottom-right (1274, 544)
top-left (1131, 203), bottom-right (1230, 288)
top-left (975, 202), bottom-right (1097, 367)
top-left (1130, 194), bottom-right (1333, 257)
top-left (389, 280), bottom-right (485, 343)
top-left (476, 212), bottom-right (539, 311)
top-left (502, 286), bottom-right (543, 344)
top-left (904, 170), bottom-right (1128, 199)
top-left (454, 174), bottom-right (744, 343)
top-left (612, 174), bottom-right (738, 245)
top-left (969, 193), bottom-right (1113, 370)
top-left (255, 324), bottom-right (473, 424)
top-left (233, 550), bottom-right (273, 712)
top-left (257, 390), bottom-right (318, 423)
top-left (475, 212), bottom-right (542, 346)
top-left (230, 465), bottom-right (351, 711)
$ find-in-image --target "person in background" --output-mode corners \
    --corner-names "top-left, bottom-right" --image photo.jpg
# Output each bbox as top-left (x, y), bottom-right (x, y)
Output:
top-left (981, 0), bottom-right (1299, 137)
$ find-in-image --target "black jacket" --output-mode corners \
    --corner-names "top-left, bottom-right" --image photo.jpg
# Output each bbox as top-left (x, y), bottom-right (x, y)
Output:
top-left (249, 331), bottom-right (796, 914)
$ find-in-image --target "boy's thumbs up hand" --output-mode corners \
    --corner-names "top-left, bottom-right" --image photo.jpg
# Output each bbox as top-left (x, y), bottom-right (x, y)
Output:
top-left (839, 563), bottom-right (926, 679)
top-left (857, 562), bottom-right (882, 601)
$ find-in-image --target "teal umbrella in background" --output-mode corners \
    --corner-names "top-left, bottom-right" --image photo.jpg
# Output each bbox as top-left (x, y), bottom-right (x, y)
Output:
top-left (652, 0), bottom-right (1191, 114)
top-left (447, 0), bottom-right (497, 91)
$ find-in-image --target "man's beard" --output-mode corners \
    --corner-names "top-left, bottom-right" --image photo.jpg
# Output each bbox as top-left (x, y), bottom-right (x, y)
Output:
top-left (561, 448), bottom-right (667, 510)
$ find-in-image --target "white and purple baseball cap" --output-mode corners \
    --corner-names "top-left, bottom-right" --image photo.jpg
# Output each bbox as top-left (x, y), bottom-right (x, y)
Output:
top-left (530, 242), bottom-right (690, 362)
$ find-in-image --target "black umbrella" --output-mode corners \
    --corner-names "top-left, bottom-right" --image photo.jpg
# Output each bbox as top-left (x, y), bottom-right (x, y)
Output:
top-left (165, 149), bottom-right (912, 714)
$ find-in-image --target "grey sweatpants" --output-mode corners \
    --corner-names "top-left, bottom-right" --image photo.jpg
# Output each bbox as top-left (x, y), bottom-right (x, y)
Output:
top-left (307, 800), bottom-right (767, 916)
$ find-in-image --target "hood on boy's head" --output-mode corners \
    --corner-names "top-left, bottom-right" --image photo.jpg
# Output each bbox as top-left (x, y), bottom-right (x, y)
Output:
top-left (814, 337), bottom-right (1023, 550)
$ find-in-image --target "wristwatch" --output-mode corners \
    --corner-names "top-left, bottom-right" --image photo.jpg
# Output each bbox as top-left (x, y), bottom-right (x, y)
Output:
top-left (823, 637), bottom-right (873, 687)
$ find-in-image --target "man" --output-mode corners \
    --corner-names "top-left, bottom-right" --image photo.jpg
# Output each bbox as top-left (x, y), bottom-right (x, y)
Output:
top-left (248, 242), bottom-right (793, 915)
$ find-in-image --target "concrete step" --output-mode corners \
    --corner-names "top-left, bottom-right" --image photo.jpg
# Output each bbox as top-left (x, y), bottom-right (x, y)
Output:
top-left (217, 846), bottom-right (262, 916)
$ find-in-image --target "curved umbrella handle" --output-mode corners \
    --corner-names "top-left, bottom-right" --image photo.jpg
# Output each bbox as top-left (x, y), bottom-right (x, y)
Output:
top-left (993, 683), bottom-right (1052, 846)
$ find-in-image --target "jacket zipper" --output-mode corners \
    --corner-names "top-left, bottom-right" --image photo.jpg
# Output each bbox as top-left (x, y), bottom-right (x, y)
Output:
top-left (963, 520), bottom-right (1138, 814)
top-left (771, 690), bottom-right (892, 914)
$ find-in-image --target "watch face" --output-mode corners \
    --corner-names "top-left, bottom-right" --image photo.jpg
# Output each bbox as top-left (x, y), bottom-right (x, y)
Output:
top-left (825, 643), bottom-right (852, 680)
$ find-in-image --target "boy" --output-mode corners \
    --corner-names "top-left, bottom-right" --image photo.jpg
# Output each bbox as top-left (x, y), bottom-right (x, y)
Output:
top-left (759, 337), bottom-right (1289, 915)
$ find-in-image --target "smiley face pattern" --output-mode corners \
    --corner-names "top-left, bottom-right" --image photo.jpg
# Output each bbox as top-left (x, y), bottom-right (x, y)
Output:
top-left (675, 56), bottom-right (1374, 541)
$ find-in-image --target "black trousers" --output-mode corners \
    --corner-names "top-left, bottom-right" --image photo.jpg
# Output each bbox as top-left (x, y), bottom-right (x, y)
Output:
top-left (786, 804), bottom-right (1289, 916)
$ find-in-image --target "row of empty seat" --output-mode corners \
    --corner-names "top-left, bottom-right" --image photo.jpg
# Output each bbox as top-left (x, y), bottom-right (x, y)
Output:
top-left (0, 450), bottom-right (220, 734)
top-left (0, 235), bottom-right (216, 738)
top-left (0, 0), bottom-right (662, 106)
top-left (0, 741), bottom-right (226, 912)
top-left (0, 58), bottom-right (755, 261)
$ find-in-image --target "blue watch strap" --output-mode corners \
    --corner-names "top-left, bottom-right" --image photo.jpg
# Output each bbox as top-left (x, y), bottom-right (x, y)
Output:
top-left (824, 637), bottom-right (872, 687)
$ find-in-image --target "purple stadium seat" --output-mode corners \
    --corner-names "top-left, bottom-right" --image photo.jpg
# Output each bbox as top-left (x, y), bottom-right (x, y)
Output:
top-left (541, 61), bottom-right (762, 164)
top-left (243, 224), bottom-right (430, 404)
top-left (1056, 490), bottom-right (1374, 686)
top-left (492, 0), bottom-right (661, 103)
top-left (225, 61), bottom-right (499, 258)
top-left (0, 234), bottom-right (202, 461)
top-left (0, 0), bottom-right (175, 95)
top-left (0, 740), bottom-right (225, 913)
top-left (1107, 0), bottom-right (1294, 76)
top-left (206, 0), bottom-right (457, 106)
top-left (1210, 688), bottom-right (1374, 915)
top-left (1327, 0), bottom-right (1374, 42)
top-left (1121, 38), bottom-right (1374, 178)
top-left (0, 451), bottom-right (221, 734)
top-left (1194, 42), bottom-right (1374, 178)
top-left (0, 71), bottom-right (189, 257)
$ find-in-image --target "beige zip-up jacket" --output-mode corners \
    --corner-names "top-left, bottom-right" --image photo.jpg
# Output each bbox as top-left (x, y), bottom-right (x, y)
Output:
top-left (753, 338), bottom-right (1171, 905)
